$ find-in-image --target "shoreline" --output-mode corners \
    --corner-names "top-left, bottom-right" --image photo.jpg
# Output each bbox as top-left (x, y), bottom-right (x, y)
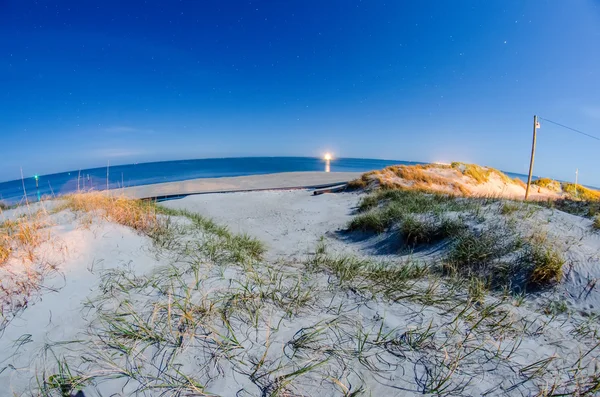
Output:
top-left (118, 171), bottom-right (362, 200)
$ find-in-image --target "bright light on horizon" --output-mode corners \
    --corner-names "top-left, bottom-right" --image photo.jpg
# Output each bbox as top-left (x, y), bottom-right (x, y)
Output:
top-left (324, 153), bottom-right (333, 161)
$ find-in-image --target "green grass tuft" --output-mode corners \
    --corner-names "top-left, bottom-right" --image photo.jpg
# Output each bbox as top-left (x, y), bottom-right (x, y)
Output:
top-left (400, 215), bottom-right (464, 246)
top-left (524, 238), bottom-right (565, 287)
top-left (500, 202), bottom-right (520, 215)
top-left (349, 190), bottom-right (473, 233)
top-left (445, 227), bottom-right (517, 279)
top-left (594, 215), bottom-right (600, 230)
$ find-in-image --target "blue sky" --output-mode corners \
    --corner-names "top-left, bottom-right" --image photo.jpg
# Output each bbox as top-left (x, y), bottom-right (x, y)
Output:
top-left (1, 1), bottom-right (599, 184)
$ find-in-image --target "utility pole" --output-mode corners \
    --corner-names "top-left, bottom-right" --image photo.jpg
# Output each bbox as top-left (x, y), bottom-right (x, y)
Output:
top-left (525, 115), bottom-right (539, 200)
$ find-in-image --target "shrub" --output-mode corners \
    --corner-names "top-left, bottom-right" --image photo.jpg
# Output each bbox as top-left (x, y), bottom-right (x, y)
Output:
top-left (562, 183), bottom-right (600, 201)
top-left (348, 190), bottom-right (473, 233)
top-left (400, 216), bottom-right (465, 246)
top-left (346, 175), bottom-right (369, 190)
top-left (594, 215), bottom-right (600, 230)
top-left (527, 245), bottom-right (565, 287)
top-left (348, 211), bottom-right (390, 233)
top-left (451, 163), bottom-right (512, 185)
top-left (520, 232), bottom-right (565, 287)
top-left (357, 195), bottom-right (379, 212)
top-left (532, 178), bottom-right (560, 191)
top-left (445, 227), bottom-right (516, 278)
top-left (400, 216), bottom-right (438, 245)
top-left (463, 164), bottom-right (490, 184)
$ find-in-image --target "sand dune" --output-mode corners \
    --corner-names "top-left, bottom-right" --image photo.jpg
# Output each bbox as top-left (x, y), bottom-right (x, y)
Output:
top-left (1, 170), bottom-right (600, 396)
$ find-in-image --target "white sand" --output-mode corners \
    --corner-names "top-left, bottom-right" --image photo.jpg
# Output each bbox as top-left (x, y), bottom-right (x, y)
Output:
top-left (1, 184), bottom-right (600, 396)
top-left (0, 210), bottom-right (165, 395)
top-left (161, 190), bottom-right (363, 259)
top-left (120, 171), bottom-right (362, 199)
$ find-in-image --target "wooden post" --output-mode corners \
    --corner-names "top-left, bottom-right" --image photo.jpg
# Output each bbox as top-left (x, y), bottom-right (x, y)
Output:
top-left (525, 115), bottom-right (538, 200)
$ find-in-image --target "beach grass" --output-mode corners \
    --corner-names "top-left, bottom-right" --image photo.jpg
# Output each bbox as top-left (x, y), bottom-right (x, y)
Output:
top-left (349, 189), bottom-right (473, 233)
top-left (451, 162), bottom-right (513, 184)
top-left (562, 182), bottom-right (600, 201)
top-left (523, 232), bottom-right (565, 287)
top-left (3, 186), bottom-right (600, 396)
top-left (594, 215), bottom-right (600, 230)
top-left (348, 187), bottom-right (566, 290)
top-left (532, 178), bottom-right (561, 191)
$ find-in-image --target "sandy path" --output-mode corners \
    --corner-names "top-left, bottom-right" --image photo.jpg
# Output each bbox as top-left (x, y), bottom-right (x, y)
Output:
top-left (162, 190), bottom-right (363, 259)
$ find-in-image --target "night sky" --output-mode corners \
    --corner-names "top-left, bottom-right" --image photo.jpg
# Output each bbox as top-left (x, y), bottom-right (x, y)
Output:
top-left (1, 1), bottom-right (599, 184)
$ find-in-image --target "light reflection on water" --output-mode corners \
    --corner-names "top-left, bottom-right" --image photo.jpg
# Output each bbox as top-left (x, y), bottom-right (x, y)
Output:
top-left (325, 159), bottom-right (331, 172)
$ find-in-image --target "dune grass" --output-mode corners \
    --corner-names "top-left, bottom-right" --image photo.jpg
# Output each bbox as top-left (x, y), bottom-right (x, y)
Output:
top-left (309, 240), bottom-right (428, 296)
top-left (562, 183), bottom-right (600, 201)
top-left (61, 192), bottom-right (164, 235)
top-left (400, 215), bottom-right (465, 246)
top-left (594, 215), bottom-right (600, 230)
top-left (451, 162), bottom-right (513, 184)
top-left (444, 226), bottom-right (519, 283)
top-left (500, 201), bottom-right (521, 215)
top-left (513, 178), bottom-right (527, 189)
top-left (348, 162), bottom-right (522, 198)
top-left (0, 205), bottom-right (57, 332)
top-left (0, 211), bottom-right (50, 265)
top-left (60, 192), bottom-right (266, 263)
top-left (533, 178), bottom-right (561, 191)
top-left (2, 191), bottom-right (597, 396)
top-left (349, 189), bottom-right (473, 233)
top-left (349, 188), bottom-right (564, 290)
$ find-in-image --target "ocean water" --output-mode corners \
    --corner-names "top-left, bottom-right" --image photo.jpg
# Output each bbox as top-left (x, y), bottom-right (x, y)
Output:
top-left (0, 157), bottom-right (426, 204)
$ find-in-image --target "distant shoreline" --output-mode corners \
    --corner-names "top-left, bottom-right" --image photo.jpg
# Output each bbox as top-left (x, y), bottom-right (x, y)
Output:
top-left (120, 171), bottom-right (363, 200)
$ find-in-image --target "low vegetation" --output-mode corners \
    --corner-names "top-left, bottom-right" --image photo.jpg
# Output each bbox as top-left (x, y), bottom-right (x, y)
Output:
top-left (61, 192), bottom-right (164, 236)
top-left (400, 215), bottom-right (464, 245)
top-left (594, 215), bottom-right (600, 230)
top-left (61, 192), bottom-right (266, 262)
top-left (349, 189), bottom-right (474, 233)
top-left (451, 162), bottom-right (512, 184)
top-left (533, 177), bottom-right (561, 191)
top-left (0, 206), bottom-right (55, 331)
top-left (513, 177), bottom-right (527, 188)
top-left (348, 188), bottom-right (565, 291)
top-left (525, 238), bottom-right (565, 287)
top-left (348, 162), bottom-right (523, 198)
top-left (562, 182), bottom-right (600, 201)
top-left (1, 189), bottom-right (598, 396)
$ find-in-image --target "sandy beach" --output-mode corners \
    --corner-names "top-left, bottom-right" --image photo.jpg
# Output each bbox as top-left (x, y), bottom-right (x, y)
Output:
top-left (120, 171), bottom-right (363, 200)
top-left (1, 169), bottom-right (600, 396)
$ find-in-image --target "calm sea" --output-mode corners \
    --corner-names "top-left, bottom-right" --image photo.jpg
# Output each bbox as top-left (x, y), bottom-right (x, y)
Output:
top-left (0, 157), bottom-right (530, 205)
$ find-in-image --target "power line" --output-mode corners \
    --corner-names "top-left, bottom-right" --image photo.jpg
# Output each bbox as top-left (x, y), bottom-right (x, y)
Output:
top-left (538, 116), bottom-right (600, 141)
